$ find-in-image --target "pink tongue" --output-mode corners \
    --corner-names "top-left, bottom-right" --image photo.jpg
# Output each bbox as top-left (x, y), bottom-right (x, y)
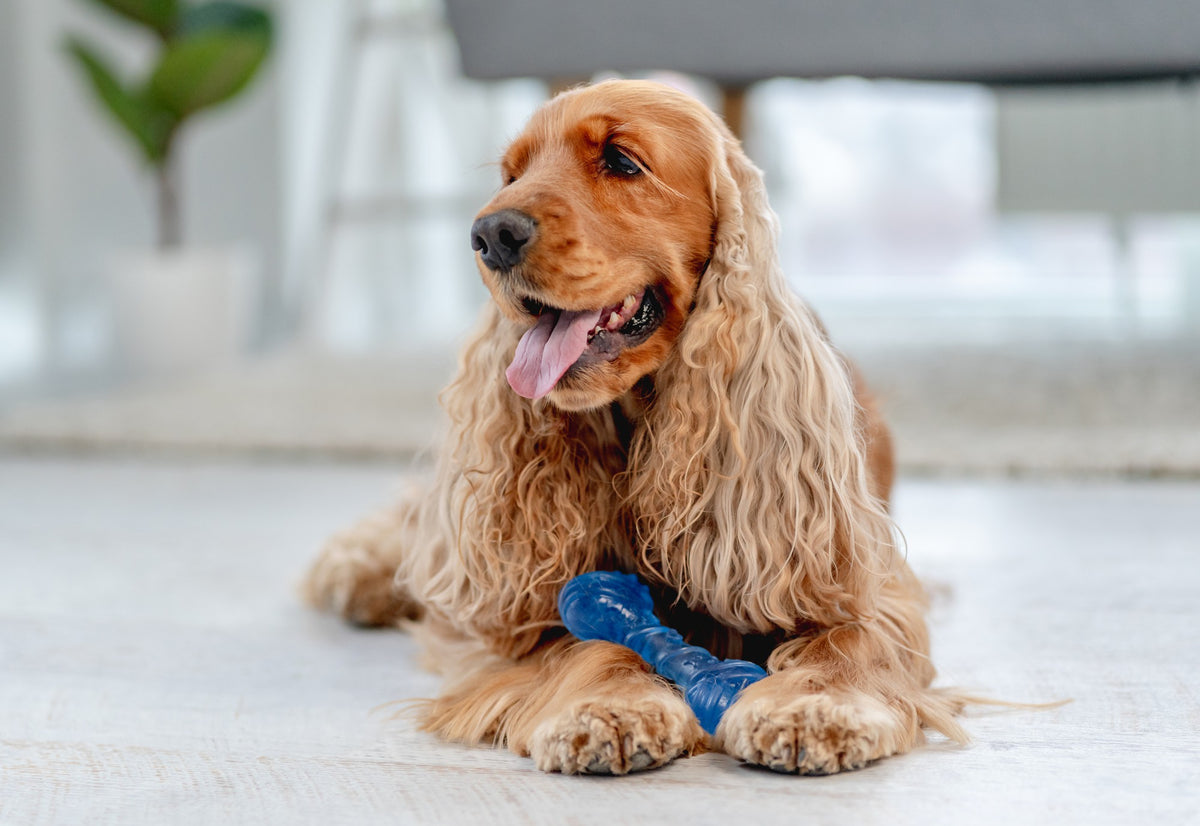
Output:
top-left (506, 308), bottom-right (603, 399)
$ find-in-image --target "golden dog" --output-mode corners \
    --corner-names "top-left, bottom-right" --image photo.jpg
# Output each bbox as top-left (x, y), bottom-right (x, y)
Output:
top-left (306, 80), bottom-right (968, 775)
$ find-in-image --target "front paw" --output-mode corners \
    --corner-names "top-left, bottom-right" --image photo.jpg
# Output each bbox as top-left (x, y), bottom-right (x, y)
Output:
top-left (718, 684), bottom-right (909, 775)
top-left (529, 697), bottom-right (704, 775)
top-left (303, 514), bottom-right (419, 627)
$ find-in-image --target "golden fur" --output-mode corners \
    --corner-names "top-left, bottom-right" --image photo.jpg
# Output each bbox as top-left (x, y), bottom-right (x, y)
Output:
top-left (305, 80), bottom-right (968, 775)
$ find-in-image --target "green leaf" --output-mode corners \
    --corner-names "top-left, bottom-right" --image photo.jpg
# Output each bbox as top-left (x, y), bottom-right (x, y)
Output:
top-left (78, 0), bottom-right (180, 38)
top-left (148, 26), bottom-right (272, 118)
top-left (177, 2), bottom-right (272, 37)
top-left (65, 38), bottom-right (177, 164)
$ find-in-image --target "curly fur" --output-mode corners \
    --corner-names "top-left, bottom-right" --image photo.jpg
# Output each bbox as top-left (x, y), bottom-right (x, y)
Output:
top-left (305, 79), bottom-right (969, 775)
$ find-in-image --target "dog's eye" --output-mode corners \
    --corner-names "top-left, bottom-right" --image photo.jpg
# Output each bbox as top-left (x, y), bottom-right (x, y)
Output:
top-left (602, 144), bottom-right (642, 177)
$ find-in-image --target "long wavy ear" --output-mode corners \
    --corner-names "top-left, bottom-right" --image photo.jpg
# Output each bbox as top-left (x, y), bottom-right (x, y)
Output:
top-left (399, 305), bottom-right (624, 657)
top-left (627, 116), bottom-right (898, 633)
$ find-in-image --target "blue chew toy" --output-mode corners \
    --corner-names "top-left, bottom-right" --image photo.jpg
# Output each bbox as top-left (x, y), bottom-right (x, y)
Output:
top-left (558, 571), bottom-right (767, 735)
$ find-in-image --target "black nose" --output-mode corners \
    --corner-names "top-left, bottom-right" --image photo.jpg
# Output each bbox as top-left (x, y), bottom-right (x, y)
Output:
top-left (471, 209), bottom-right (536, 271)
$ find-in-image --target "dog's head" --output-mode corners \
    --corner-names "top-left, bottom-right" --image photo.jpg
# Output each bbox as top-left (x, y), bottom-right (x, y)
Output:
top-left (470, 80), bottom-right (724, 411)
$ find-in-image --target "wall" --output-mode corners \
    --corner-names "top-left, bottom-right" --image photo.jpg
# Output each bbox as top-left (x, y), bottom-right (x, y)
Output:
top-left (0, 1), bottom-right (27, 272)
top-left (997, 82), bottom-right (1200, 214)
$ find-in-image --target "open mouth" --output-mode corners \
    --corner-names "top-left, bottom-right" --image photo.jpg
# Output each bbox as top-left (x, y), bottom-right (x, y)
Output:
top-left (506, 287), bottom-right (665, 399)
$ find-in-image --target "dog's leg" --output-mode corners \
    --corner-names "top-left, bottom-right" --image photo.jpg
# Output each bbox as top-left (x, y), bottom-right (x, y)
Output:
top-left (303, 503), bottom-right (422, 627)
top-left (422, 639), bottom-right (705, 774)
top-left (717, 587), bottom-right (967, 774)
top-left (718, 668), bottom-right (918, 775)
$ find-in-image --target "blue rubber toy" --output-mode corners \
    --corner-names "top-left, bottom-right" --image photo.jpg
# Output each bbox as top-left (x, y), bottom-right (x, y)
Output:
top-left (558, 571), bottom-right (768, 735)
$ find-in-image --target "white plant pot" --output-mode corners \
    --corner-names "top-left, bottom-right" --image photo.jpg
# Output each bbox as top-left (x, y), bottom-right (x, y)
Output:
top-left (107, 246), bottom-right (259, 378)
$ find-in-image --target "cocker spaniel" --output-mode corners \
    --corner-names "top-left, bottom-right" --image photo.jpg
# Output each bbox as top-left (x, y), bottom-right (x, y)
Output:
top-left (305, 80), bottom-right (969, 775)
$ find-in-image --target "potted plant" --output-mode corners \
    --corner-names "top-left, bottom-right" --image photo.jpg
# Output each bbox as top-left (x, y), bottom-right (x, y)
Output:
top-left (66, 0), bottom-right (274, 376)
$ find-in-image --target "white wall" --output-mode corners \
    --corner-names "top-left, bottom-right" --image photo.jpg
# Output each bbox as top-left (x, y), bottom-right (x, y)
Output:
top-left (0, 2), bottom-right (39, 384)
top-left (997, 83), bottom-right (1200, 214)
top-left (0, 1), bottom-right (28, 271)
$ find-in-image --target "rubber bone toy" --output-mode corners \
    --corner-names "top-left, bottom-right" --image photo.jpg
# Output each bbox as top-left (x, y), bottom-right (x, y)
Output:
top-left (558, 570), bottom-right (767, 735)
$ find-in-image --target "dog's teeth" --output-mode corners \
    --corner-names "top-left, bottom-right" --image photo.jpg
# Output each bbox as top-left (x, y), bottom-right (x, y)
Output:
top-left (608, 312), bottom-right (622, 329)
top-left (622, 295), bottom-right (636, 312)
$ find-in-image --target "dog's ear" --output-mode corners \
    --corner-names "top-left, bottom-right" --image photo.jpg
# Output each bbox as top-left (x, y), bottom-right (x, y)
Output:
top-left (627, 120), bottom-right (897, 633)
top-left (404, 305), bottom-right (620, 658)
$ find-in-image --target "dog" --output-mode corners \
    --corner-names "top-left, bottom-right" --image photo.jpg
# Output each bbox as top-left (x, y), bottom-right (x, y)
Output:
top-left (305, 79), bottom-right (969, 775)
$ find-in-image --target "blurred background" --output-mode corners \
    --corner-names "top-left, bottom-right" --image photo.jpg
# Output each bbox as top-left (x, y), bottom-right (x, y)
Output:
top-left (1, 0), bottom-right (1197, 475)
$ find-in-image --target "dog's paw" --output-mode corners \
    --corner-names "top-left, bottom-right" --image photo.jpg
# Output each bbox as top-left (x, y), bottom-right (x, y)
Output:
top-left (303, 513), bottom-right (420, 627)
top-left (718, 686), bottom-right (909, 775)
top-left (529, 696), bottom-right (704, 775)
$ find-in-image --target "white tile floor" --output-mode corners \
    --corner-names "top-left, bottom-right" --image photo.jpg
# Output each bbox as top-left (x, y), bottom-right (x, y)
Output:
top-left (1, 458), bottom-right (1197, 825)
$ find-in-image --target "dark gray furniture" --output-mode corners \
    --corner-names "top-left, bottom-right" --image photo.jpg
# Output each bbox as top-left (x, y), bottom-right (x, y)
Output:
top-left (444, 0), bottom-right (1200, 87)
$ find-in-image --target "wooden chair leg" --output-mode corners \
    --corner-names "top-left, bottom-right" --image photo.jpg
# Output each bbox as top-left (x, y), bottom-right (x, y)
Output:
top-left (720, 83), bottom-right (750, 141)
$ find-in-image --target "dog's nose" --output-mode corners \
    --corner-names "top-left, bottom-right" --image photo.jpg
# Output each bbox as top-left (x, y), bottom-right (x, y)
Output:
top-left (471, 209), bottom-right (536, 271)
